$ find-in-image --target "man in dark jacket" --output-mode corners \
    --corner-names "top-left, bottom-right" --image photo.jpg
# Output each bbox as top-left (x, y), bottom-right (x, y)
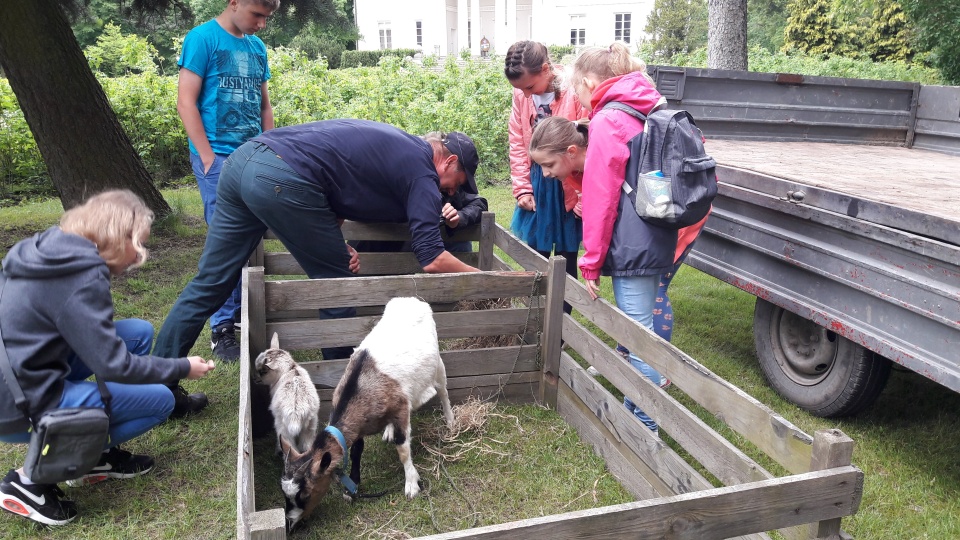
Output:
top-left (153, 119), bottom-right (482, 378)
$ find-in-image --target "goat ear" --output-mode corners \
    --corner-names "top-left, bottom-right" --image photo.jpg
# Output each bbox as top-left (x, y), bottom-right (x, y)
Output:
top-left (279, 436), bottom-right (301, 460)
top-left (319, 451), bottom-right (332, 472)
top-left (270, 332), bottom-right (280, 349)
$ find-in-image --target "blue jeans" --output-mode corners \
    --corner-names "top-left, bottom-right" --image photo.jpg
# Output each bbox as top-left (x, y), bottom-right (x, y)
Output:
top-left (0, 319), bottom-right (174, 450)
top-left (191, 153), bottom-right (241, 329)
top-left (612, 274), bottom-right (663, 432)
top-left (155, 141), bottom-right (356, 360)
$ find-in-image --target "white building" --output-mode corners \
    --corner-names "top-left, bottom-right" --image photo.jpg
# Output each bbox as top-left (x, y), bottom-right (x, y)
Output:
top-left (353, 0), bottom-right (655, 57)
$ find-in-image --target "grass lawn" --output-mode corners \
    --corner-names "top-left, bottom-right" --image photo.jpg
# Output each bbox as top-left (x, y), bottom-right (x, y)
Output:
top-left (0, 185), bottom-right (957, 539)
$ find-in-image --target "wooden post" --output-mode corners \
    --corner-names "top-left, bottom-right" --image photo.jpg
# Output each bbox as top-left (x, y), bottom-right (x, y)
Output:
top-left (478, 211), bottom-right (495, 271)
top-left (809, 429), bottom-right (855, 539)
top-left (249, 509), bottom-right (285, 540)
top-left (244, 267), bottom-right (271, 438)
top-left (538, 256), bottom-right (567, 409)
top-left (248, 238), bottom-right (265, 267)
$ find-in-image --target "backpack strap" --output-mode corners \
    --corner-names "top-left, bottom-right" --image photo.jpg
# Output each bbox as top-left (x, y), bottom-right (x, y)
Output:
top-left (601, 102), bottom-right (647, 197)
top-left (601, 101), bottom-right (648, 123)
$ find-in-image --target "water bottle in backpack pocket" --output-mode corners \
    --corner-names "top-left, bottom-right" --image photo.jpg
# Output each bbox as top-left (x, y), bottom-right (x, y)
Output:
top-left (635, 170), bottom-right (673, 220)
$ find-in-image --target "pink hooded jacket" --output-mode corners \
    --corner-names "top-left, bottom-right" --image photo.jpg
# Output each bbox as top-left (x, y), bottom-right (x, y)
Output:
top-left (578, 72), bottom-right (671, 280)
top-left (509, 66), bottom-right (588, 211)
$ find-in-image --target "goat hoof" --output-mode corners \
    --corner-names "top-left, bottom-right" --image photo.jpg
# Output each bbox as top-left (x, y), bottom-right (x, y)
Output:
top-left (342, 491), bottom-right (355, 503)
top-left (404, 480), bottom-right (421, 499)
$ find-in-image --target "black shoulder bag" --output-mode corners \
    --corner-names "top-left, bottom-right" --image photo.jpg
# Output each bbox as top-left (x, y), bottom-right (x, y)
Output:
top-left (0, 276), bottom-right (111, 484)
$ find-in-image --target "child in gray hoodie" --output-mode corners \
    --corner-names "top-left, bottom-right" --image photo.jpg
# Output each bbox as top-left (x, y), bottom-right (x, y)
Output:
top-left (0, 190), bottom-right (215, 526)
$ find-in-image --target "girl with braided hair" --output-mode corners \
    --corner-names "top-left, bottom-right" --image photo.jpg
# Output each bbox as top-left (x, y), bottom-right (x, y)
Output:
top-left (504, 41), bottom-right (587, 311)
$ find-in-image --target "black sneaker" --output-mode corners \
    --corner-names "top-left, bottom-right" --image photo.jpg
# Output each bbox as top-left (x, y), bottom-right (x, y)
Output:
top-left (0, 469), bottom-right (78, 526)
top-left (210, 322), bottom-right (240, 362)
top-left (65, 447), bottom-right (154, 487)
top-left (169, 384), bottom-right (208, 418)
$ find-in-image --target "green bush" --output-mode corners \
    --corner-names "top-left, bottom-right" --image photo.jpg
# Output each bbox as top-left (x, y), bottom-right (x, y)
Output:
top-left (340, 48), bottom-right (420, 68)
top-left (667, 45), bottom-right (944, 84)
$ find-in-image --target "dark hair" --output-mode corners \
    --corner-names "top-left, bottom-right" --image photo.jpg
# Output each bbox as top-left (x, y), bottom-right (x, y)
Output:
top-left (529, 117), bottom-right (590, 155)
top-left (504, 41), bottom-right (551, 81)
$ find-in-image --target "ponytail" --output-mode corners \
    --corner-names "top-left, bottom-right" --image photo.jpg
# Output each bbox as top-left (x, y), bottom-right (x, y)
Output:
top-left (529, 116), bottom-right (590, 156)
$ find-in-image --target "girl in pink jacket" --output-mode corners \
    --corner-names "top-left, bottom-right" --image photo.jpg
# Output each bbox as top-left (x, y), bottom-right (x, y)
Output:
top-left (557, 43), bottom-right (683, 433)
top-left (504, 41), bottom-right (587, 311)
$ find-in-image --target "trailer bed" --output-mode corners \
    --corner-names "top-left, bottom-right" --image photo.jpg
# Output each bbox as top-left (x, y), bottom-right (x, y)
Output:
top-left (705, 140), bottom-right (960, 247)
top-left (706, 140), bottom-right (960, 228)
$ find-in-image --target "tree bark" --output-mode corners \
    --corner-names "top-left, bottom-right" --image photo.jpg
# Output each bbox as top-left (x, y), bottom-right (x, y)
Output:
top-left (707, 0), bottom-right (749, 70)
top-left (0, 0), bottom-right (171, 215)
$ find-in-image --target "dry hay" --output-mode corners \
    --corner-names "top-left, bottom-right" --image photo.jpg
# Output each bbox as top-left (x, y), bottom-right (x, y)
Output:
top-left (418, 396), bottom-right (521, 479)
top-left (442, 298), bottom-right (527, 350)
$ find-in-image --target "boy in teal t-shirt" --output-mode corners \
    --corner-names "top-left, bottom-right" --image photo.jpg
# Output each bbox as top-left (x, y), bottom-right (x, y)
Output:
top-left (172, 0), bottom-right (278, 413)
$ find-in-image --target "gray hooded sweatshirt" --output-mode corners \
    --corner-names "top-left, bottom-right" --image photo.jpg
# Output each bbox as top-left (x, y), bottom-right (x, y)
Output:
top-left (0, 226), bottom-right (190, 434)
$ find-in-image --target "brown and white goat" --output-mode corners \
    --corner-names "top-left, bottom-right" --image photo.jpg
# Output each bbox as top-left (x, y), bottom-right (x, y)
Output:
top-left (255, 333), bottom-right (320, 454)
top-left (279, 297), bottom-right (454, 531)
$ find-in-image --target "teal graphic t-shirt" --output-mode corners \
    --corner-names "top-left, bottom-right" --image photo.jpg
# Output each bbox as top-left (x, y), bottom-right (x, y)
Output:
top-left (178, 19), bottom-right (271, 156)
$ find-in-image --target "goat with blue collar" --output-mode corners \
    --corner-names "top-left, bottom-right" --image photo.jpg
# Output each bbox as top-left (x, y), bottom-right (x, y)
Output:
top-left (279, 297), bottom-right (455, 532)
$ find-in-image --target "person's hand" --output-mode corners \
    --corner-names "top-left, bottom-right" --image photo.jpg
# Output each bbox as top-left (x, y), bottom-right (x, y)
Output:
top-left (573, 190), bottom-right (583, 218)
top-left (518, 194), bottom-right (536, 212)
top-left (585, 278), bottom-right (601, 300)
top-left (186, 356), bottom-right (215, 379)
top-left (200, 152), bottom-right (216, 175)
top-left (441, 203), bottom-right (461, 228)
top-left (346, 244), bottom-right (360, 274)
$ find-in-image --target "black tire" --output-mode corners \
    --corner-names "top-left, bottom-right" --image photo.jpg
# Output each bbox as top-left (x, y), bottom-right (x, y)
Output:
top-left (753, 299), bottom-right (891, 417)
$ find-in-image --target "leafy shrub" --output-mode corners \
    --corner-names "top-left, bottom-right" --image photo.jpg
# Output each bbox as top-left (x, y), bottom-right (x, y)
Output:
top-left (84, 23), bottom-right (160, 76)
top-left (340, 48), bottom-right (420, 68)
top-left (667, 46), bottom-right (943, 84)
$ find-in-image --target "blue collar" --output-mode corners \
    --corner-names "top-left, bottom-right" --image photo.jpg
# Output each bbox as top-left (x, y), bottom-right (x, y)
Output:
top-left (324, 425), bottom-right (357, 495)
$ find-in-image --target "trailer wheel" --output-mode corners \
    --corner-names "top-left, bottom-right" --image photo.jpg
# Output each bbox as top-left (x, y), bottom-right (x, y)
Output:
top-left (753, 299), bottom-right (891, 417)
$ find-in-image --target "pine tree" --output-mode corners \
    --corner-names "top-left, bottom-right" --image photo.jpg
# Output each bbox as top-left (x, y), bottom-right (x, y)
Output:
top-left (868, 0), bottom-right (913, 62)
top-left (782, 0), bottom-right (841, 56)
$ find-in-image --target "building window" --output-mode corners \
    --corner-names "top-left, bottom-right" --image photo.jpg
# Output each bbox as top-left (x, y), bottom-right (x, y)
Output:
top-left (416, 21), bottom-right (422, 47)
top-left (615, 13), bottom-right (632, 43)
top-left (570, 15), bottom-right (585, 46)
top-left (379, 21), bottom-right (392, 50)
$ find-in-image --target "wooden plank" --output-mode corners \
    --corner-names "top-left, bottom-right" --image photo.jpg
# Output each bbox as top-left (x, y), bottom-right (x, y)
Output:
top-left (249, 509), bottom-right (285, 540)
top-left (237, 269), bottom-right (256, 540)
top-left (301, 346), bottom-right (540, 388)
top-left (264, 251), bottom-right (479, 276)
top-left (266, 308), bottom-right (542, 351)
top-left (561, 317), bottom-right (773, 487)
top-left (244, 268), bottom-right (272, 440)
top-left (263, 272), bottom-right (543, 311)
top-left (560, 279), bottom-right (814, 475)
top-left (317, 372), bottom-right (540, 403)
top-left (539, 257), bottom-right (567, 409)
top-left (493, 225), bottom-right (548, 272)
top-left (266, 220), bottom-right (483, 242)
top-left (317, 382), bottom-right (539, 419)
top-left (478, 212), bottom-right (495, 271)
top-left (246, 267), bottom-right (267, 359)
top-left (558, 382), bottom-right (668, 500)
top-left (416, 466), bottom-right (863, 540)
top-left (561, 353), bottom-right (715, 494)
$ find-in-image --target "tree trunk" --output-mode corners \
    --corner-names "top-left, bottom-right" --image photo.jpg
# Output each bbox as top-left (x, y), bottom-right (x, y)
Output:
top-left (0, 0), bottom-right (171, 215)
top-left (707, 0), bottom-right (749, 70)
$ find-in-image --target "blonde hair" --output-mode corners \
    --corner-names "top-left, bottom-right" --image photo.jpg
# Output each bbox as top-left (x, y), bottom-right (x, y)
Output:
top-left (529, 117), bottom-right (590, 156)
top-left (59, 189), bottom-right (154, 271)
top-left (573, 41), bottom-right (653, 89)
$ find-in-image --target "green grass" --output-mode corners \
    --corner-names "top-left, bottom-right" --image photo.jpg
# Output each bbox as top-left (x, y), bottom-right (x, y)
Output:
top-left (0, 185), bottom-right (957, 539)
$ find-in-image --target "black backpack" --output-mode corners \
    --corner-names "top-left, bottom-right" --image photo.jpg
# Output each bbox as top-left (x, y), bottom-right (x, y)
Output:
top-left (603, 102), bottom-right (717, 229)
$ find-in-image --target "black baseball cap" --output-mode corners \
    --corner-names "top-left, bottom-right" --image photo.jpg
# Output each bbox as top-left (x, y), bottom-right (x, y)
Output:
top-left (441, 132), bottom-right (479, 194)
